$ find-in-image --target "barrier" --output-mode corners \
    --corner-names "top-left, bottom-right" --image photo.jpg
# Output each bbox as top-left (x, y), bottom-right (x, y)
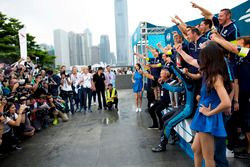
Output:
top-left (115, 74), bottom-right (133, 89)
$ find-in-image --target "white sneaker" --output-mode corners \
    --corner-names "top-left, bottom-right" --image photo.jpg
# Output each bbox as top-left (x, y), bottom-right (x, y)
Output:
top-left (136, 108), bottom-right (139, 112)
top-left (226, 149), bottom-right (234, 158)
top-left (139, 108), bottom-right (142, 112)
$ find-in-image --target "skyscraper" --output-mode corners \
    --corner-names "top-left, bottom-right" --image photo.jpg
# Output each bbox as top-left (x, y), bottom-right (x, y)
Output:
top-left (53, 29), bottom-right (70, 67)
top-left (82, 29), bottom-right (92, 65)
top-left (100, 35), bottom-right (111, 64)
top-left (114, 0), bottom-right (129, 66)
top-left (91, 46), bottom-right (100, 64)
top-left (110, 52), bottom-right (116, 65)
top-left (68, 32), bottom-right (84, 65)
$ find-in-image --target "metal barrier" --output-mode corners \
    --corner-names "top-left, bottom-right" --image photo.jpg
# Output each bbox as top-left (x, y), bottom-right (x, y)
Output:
top-left (115, 74), bottom-right (133, 89)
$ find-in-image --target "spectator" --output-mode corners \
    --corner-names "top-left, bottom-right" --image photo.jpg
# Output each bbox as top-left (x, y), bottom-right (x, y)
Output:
top-left (80, 66), bottom-right (95, 113)
top-left (93, 67), bottom-right (107, 110)
top-left (127, 67), bottom-right (133, 74)
top-left (70, 66), bottom-right (80, 112)
top-left (105, 65), bottom-right (116, 88)
top-left (60, 72), bottom-right (74, 114)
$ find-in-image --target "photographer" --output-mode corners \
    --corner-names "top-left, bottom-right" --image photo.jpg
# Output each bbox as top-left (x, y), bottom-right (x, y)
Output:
top-left (47, 70), bottom-right (61, 97)
top-left (47, 94), bottom-right (68, 125)
top-left (0, 96), bottom-right (7, 147)
top-left (15, 97), bottom-right (35, 137)
top-left (32, 74), bottom-right (46, 98)
top-left (60, 72), bottom-right (74, 114)
top-left (1, 103), bottom-right (27, 153)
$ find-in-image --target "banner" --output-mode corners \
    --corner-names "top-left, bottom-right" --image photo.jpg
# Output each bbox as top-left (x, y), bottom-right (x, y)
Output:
top-left (18, 27), bottom-right (27, 60)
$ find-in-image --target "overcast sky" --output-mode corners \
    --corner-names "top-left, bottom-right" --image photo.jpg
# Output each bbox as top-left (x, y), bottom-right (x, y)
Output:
top-left (0, 0), bottom-right (246, 53)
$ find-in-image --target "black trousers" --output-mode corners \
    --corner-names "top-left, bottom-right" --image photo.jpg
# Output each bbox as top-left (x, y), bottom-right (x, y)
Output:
top-left (148, 100), bottom-right (169, 129)
top-left (107, 98), bottom-right (118, 110)
top-left (97, 90), bottom-right (107, 109)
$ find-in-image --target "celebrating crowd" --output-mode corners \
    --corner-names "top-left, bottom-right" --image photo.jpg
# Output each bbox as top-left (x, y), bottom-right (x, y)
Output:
top-left (132, 2), bottom-right (250, 166)
top-left (0, 57), bottom-right (119, 157)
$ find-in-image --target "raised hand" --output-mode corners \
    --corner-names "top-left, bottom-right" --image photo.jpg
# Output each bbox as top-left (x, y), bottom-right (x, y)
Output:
top-left (170, 16), bottom-right (179, 24)
top-left (174, 43), bottom-right (182, 52)
top-left (191, 2), bottom-right (199, 8)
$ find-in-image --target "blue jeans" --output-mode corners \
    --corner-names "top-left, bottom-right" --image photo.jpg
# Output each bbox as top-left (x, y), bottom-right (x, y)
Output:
top-left (78, 87), bottom-right (84, 111)
top-left (214, 114), bottom-right (230, 167)
top-left (214, 137), bottom-right (229, 167)
top-left (83, 88), bottom-right (92, 110)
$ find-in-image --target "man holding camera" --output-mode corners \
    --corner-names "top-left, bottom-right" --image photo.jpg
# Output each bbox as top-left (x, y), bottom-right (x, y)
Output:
top-left (60, 72), bottom-right (74, 115)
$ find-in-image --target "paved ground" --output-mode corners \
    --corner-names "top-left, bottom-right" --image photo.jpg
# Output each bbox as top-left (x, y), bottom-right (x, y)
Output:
top-left (0, 90), bottom-right (249, 167)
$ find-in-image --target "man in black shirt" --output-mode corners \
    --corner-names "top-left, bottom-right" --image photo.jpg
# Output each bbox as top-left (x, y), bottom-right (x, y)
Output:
top-left (47, 70), bottom-right (61, 97)
top-left (93, 67), bottom-right (107, 110)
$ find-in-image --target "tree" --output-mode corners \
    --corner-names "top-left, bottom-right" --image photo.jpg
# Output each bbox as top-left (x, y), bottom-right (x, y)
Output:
top-left (0, 12), bottom-right (55, 67)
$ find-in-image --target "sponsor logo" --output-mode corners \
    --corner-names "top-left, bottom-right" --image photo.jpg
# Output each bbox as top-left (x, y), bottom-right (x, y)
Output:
top-left (166, 33), bottom-right (171, 41)
top-left (239, 8), bottom-right (250, 23)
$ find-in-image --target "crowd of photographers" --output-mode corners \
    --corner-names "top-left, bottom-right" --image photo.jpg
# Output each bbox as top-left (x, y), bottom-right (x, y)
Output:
top-left (0, 58), bottom-right (71, 156)
top-left (0, 55), bottom-right (120, 157)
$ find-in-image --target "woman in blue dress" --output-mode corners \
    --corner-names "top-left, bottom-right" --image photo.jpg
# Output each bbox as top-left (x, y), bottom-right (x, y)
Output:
top-left (176, 41), bottom-right (231, 167)
top-left (132, 63), bottom-right (143, 112)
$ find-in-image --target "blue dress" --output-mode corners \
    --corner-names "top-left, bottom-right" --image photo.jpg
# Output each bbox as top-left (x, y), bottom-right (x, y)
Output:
top-left (133, 71), bottom-right (143, 93)
top-left (190, 82), bottom-right (227, 137)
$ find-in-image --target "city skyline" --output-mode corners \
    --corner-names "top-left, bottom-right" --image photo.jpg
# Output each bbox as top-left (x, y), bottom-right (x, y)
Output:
top-left (54, 28), bottom-right (114, 66)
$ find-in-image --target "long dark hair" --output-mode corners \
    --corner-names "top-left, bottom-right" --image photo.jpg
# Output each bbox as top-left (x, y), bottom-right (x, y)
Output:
top-left (135, 63), bottom-right (142, 71)
top-left (199, 41), bottom-right (228, 92)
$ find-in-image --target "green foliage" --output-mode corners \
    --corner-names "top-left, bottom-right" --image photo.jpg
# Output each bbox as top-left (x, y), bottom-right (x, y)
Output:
top-left (0, 12), bottom-right (55, 67)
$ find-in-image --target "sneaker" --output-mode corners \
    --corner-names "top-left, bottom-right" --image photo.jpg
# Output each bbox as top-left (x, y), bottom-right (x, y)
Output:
top-left (53, 118), bottom-right (59, 125)
top-left (226, 149), bottom-right (234, 158)
top-left (15, 145), bottom-right (22, 150)
top-left (152, 144), bottom-right (166, 152)
top-left (148, 126), bottom-right (158, 130)
top-left (136, 108), bottom-right (139, 112)
top-left (88, 108), bottom-right (92, 113)
top-left (138, 108), bottom-right (142, 112)
top-left (98, 107), bottom-right (102, 110)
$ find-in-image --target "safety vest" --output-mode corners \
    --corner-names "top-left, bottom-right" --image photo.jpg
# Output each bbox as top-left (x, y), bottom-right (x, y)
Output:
top-left (106, 88), bottom-right (116, 103)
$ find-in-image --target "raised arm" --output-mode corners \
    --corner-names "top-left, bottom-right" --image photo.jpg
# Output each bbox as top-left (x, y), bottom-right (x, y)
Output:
top-left (174, 15), bottom-right (187, 28)
top-left (211, 34), bottom-right (250, 58)
top-left (134, 53), bottom-right (147, 60)
top-left (191, 2), bottom-right (213, 19)
top-left (140, 70), bottom-right (155, 80)
top-left (175, 44), bottom-right (200, 68)
top-left (170, 17), bottom-right (188, 40)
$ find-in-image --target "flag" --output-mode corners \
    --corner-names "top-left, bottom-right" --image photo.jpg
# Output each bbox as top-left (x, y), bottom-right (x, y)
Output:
top-left (18, 27), bottom-right (27, 60)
